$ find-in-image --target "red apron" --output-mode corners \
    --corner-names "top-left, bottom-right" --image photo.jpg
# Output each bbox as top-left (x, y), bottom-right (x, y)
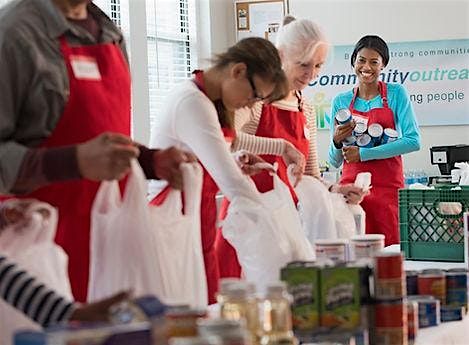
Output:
top-left (215, 99), bottom-right (310, 278)
top-left (150, 71), bottom-right (234, 304)
top-left (340, 82), bottom-right (403, 246)
top-left (3, 37), bottom-right (131, 302)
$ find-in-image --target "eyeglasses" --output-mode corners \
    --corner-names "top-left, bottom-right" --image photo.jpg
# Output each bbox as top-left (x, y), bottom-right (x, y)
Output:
top-left (247, 73), bottom-right (267, 102)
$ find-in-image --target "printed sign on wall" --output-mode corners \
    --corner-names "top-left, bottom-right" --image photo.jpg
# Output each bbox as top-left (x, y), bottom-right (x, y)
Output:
top-left (305, 39), bottom-right (469, 129)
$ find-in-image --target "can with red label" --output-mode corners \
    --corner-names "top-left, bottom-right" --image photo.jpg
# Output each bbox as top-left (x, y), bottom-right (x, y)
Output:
top-left (374, 299), bottom-right (408, 345)
top-left (407, 300), bottom-right (419, 344)
top-left (418, 270), bottom-right (446, 305)
top-left (374, 253), bottom-right (405, 300)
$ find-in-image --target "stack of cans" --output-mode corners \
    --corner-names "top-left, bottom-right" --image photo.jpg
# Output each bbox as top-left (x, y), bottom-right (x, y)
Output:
top-left (335, 108), bottom-right (398, 148)
top-left (372, 252), bottom-right (409, 345)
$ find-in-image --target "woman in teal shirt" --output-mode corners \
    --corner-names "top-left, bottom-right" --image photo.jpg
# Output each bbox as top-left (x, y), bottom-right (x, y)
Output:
top-left (328, 35), bottom-right (420, 245)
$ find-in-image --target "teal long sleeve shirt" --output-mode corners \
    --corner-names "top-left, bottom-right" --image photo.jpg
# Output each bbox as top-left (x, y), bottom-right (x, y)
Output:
top-left (328, 83), bottom-right (421, 168)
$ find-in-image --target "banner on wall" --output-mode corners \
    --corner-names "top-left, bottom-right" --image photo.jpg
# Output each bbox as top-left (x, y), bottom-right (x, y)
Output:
top-left (305, 39), bottom-right (469, 129)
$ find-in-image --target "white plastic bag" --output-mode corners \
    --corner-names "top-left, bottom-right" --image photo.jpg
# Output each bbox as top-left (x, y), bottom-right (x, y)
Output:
top-left (329, 193), bottom-right (356, 239)
top-left (0, 201), bottom-right (72, 344)
top-left (287, 166), bottom-right (337, 241)
top-left (348, 172), bottom-right (371, 235)
top-left (150, 163), bottom-right (207, 307)
top-left (88, 160), bottom-right (207, 308)
top-left (222, 173), bottom-right (314, 293)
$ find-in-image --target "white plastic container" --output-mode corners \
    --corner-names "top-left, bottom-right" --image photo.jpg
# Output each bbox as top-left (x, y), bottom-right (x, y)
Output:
top-left (350, 234), bottom-right (385, 260)
top-left (315, 239), bottom-right (348, 262)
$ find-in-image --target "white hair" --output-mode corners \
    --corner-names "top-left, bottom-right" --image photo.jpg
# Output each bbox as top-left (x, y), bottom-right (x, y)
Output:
top-left (276, 16), bottom-right (328, 64)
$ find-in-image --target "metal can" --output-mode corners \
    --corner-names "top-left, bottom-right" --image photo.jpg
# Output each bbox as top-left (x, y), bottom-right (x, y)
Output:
top-left (445, 268), bottom-right (468, 310)
top-left (368, 123), bottom-right (383, 146)
top-left (315, 239), bottom-right (348, 262)
top-left (353, 122), bottom-right (368, 137)
top-left (418, 269), bottom-right (446, 305)
top-left (440, 305), bottom-right (464, 322)
top-left (406, 300), bottom-right (419, 343)
top-left (342, 135), bottom-right (357, 147)
top-left (381, 128), bottom-right (399, 144)
top-left (374, 252), bottom-right (405, 300)
top-left (408, 295), bottom-right (440, 328)
top-left (405, 271), bottom-right (419, 296)
top-left (335, 108), bottom-right (353, 124)
top-left (350, 234), bottom-right (385, 260)
top-left (356, 134), bottom-right (373, 148)
top-left (374, 299), bottom-right (408, 345)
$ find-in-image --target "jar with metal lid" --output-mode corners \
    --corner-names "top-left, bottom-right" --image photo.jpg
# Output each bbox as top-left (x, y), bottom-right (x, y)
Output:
top-left (219, 281), bottom-right (259, 343)
top-left (260, 283), bottom-right (297, 345)
top-left (169, 336), bottom-right (223, 345)
top-left (198, 318), bottom-right (251, 345)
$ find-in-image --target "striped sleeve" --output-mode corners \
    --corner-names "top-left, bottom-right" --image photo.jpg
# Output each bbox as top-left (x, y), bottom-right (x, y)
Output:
top-left (303, 101), bottom-right (321, 178)
top-left (232, 102), bottom-right (286, 155)
top-left (0, 255), bottom-right (76, 327)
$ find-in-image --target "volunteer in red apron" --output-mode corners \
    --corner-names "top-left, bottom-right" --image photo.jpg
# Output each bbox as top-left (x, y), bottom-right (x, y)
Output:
top-left (148, 38), bottom-right (288, 304)
top-left (215, 16), bottom-right (366, 278)
top-left (0, 0), bottom-right (190, 302)
top-left (329, 35), bottom-right (421, 246)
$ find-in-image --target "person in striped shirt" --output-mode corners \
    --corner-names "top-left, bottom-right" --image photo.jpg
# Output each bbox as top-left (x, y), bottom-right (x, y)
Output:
top-left (0, 201), bottom-right (129, 328)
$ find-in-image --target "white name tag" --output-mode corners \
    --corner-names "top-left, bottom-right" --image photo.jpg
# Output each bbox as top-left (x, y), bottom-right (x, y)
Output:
top-left (70, 55), bottom-right (101, 81)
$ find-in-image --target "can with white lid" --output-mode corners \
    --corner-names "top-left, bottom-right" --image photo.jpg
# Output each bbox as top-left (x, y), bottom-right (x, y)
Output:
top-left (335, 108), bottom-right (353, 125)
top-left (356, 134), bottom-right (373, 148)
top-left (350, 234), bottom-right (385, 260)
top-left (342, 136), bottom-right (357, 147)
top-left (315, 239), bottom-right (348, 262)
top-left (368, 123), bottom-right (383, 146)
top-left (382, 128), bottom-right (398, 144)
top-left (353, 122), bottom-right (367, 137)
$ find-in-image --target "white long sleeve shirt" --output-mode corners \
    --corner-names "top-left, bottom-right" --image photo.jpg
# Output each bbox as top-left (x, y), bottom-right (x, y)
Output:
top-left (148, 80), bottom-right (259, 202)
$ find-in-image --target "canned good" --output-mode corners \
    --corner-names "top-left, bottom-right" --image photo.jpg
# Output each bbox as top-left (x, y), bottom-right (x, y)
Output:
top-left (374, 253), bottom-right (405, 300)
top-left (280, 262), bottom-right (320, 331)
top-left (315, 239), bottom-right (348, 262)
top-left (374, 299), bottom-right (408, 345)
top-left (408, 295), bottom-right (440, 328)
top-left (440, 305), bottom-right (464, 322)
top-left (418, 270), bottom-right (446, 304)
top-left (356, 134), bottom-right (373, 148)
top-left (342, 136), bottom-right (357, 147)
top-left (381, 128), bottom-right (398, 144)
top-left (319, 266), bottom-right (362, 330)
top-left (406, 301), bottom-right (419, 343)
top-left (445, 268), bottom-right (468, 310)
top-left (353, 122), bottom-right (368, 136)
top-left (405, 271), bottom-right (419, 296)
top-left (350, 234), bottom-right (385, 260)
top-left (368, 123), bottom-right (383, 145)
top-left (335, 108), bottom-right (353, 124)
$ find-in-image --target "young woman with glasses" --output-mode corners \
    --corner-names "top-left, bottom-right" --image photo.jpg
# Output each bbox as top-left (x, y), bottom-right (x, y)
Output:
top-left (148, 37), bottom-right (287, 304)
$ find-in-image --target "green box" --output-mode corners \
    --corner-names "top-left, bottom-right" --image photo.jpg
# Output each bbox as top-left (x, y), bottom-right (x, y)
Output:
top-left (399, 188), bottom-right (469, 262)
top-left (280, 261), bottom-right (320, 331)
top-left (319, 266), bottom-right (361, 330)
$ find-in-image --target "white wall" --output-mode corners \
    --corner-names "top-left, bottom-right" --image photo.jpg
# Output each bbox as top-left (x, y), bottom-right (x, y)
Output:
top-left (291, 0), bottom-right (469, 175)
top-left (207, 0), bottom-right (469, 175)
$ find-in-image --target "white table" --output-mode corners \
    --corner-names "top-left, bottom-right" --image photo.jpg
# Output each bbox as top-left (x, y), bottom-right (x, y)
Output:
top-left (416, 315), bottom-right (469, 345)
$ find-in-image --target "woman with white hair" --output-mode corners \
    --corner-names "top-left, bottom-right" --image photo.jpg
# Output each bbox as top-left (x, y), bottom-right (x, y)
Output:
top-left (215, 16), bottom-right (366, 278)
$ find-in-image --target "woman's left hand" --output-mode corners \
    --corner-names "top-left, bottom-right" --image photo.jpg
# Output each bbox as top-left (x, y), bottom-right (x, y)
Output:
top-left (235, 150), bottom-right (276, 176)
top-left (331, 184), bottom-right (369, 205)
top-left (342, 146), bottom-right (361, 163)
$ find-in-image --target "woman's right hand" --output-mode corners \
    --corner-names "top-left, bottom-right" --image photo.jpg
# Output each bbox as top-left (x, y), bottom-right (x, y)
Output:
top-left (282, 141), bottom-right (305, 187)
top-left (333, 120), bottom-right (355, 146)
top-left (77, 132), bottom-right (140, 181)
